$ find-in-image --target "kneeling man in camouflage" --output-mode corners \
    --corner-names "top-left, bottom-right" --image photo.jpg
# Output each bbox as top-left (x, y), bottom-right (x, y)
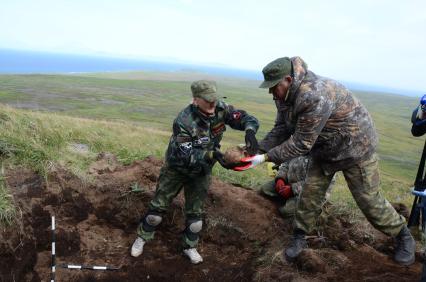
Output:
top-left (131, 80), bottom-right (259, 264)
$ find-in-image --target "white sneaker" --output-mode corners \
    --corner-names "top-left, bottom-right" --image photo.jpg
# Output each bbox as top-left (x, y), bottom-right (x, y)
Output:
top-left (131, 237), bottom-right (146, 257)
top-left (183, 248), bottom-right (203, 264)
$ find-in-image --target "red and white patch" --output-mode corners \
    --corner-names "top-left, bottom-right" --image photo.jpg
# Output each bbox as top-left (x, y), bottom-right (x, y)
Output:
top-left (232, 111), bottom-right (242, 120)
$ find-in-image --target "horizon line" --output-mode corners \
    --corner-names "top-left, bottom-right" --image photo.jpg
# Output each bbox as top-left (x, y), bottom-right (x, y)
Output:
top-left (0, 47), bottom-right (423, 97)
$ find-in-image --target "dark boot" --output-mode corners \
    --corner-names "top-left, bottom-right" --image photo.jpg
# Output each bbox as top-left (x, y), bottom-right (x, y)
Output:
top-left (394, 225), bottom-right (416, 266)
top-left (284, 229), bottom-right (307, 262)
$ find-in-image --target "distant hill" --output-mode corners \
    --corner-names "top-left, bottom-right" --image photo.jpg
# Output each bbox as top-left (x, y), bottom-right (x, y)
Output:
top-left (342, 80), bottom-right (422, 97)
top-left (0, 48), bottom-right (422, 97)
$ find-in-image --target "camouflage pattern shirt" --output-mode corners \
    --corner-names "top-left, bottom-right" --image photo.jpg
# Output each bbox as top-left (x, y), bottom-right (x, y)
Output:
top-left (166, 101), bottom-right (259, 174)
top-left (260, 57), bottom-right (378, 174)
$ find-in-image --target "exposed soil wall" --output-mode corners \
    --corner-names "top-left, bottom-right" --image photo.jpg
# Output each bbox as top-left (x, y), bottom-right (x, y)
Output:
top-left (0, 155), bottom-right (422, 281)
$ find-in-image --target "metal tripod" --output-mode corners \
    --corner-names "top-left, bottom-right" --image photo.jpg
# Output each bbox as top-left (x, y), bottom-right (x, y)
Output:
top-left (408, 140), bottom-right (426, 231)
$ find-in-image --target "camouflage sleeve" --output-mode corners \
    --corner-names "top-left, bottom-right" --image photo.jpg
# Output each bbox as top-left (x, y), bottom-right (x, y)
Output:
top-left (222, 102), bottom-right (259, 132)
top-left (259, 108), bottom-right (292, 153)
top-left (169, 119), bottom-right (208, 168)
top-left (275, 161), bottom-right (290, 180)
top-left (274, 156), bottom-right (309, 183)
top-left (267, 92), bottom-right (332, 164)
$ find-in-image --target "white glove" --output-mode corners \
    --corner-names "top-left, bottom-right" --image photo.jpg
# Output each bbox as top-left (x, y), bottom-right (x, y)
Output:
top-left (233, 154), bottom-right (267, 171)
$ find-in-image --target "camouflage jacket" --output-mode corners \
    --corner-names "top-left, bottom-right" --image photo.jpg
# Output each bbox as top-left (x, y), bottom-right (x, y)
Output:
top-left (276, 156), bottom-right (310, 184)
top-left (260, 57), bottom-right (378, 174)
top-left (276, 156), bottom-right (310, 196)
top-left (166, 101), bottom-right (259, 174)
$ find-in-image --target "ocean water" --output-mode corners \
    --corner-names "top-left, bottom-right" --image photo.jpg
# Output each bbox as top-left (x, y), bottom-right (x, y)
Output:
top-left (0, 49), bottom-right (261, 79)
top-left (0, 49), bottom-right (421, 97)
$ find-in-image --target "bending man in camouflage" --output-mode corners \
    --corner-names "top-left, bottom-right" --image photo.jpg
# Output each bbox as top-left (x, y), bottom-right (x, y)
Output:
top-left (131, 80), bottom-right (259, 264)
top-left (235, 57), bottom-right (415, 266)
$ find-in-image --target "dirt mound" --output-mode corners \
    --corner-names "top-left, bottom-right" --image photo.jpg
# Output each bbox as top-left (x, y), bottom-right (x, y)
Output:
top-left (0, 155), bottom-right (422, 281)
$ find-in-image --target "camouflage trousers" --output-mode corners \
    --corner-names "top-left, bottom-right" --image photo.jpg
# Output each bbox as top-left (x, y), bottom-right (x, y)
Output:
top-left (137, 165), bottom-right (211, 248)
top-left (295, 153), bottom-right (406, 237)
top-left (260, 180), bottom-right (300, 218)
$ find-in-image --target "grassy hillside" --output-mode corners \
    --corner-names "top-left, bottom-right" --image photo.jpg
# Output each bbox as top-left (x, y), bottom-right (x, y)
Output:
top-left (0, 72), bottom-right (424, 218)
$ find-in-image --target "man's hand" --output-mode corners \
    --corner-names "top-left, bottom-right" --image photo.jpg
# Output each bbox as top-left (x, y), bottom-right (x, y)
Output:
top-left (211, 151), bottom-right (242, 170)
top-left (245, 129), bottom-right (259, 155)
top-left (233, 154), bottom-right (267, 171)
top-left (275, 178), bottom-right (293, 199)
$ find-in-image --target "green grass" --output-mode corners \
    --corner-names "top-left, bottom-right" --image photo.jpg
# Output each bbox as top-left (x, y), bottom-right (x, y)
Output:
top-left (0, 72), bottom-right (423, 214)
top-left (0, 105), bottom-right (167, 175)
top-left (0, 163), bottom-right (16, 225)
top-left (0, 104), bottom-right (270, 186)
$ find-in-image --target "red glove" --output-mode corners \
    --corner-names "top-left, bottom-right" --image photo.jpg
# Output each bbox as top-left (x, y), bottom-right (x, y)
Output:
top-left (275, 178), bottom-right (293, 199)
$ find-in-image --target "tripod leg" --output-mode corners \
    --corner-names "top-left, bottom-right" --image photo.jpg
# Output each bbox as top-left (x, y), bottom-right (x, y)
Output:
top-left (408, 196), bottom-right (421, 227)
top-left (422, 197), bottom-right (426, 232)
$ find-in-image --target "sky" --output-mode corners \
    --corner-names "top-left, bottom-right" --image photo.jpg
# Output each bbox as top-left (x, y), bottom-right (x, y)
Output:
top-left (1, 0), bottom-right (425, 92)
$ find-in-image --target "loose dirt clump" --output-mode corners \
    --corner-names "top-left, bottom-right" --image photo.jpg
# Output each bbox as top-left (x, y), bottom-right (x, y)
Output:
top-left (0, 154), bottom-right (423, 281)
top-left (296, 249), bottom-right (327, 273)
top-left (224, 145), bottom-right (248, 163)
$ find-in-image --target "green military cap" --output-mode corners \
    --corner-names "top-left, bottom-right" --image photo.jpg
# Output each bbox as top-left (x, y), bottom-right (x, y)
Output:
top-left (259, 57), bottom-right (292, 88)
top-left (191, 80), bottom-right (218, 102)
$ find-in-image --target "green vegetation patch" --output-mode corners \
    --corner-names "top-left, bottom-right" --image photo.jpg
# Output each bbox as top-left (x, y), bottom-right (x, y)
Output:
top-left (0, 165), bottom-right (16, 225)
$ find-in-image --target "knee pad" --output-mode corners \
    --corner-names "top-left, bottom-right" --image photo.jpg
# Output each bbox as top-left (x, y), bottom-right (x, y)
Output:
top-left (189, 220), bottom-right (203, 233)
top-left (146, 214), bottom-right (162, 226)
top-left (142, 211), bottom-right (163, 232)
top-left (184, 218), bottom-right (203, 241)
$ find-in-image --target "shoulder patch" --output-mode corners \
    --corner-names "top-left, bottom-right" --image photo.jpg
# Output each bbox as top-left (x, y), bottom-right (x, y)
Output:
top-left (232, 111), bottom-right (242, 120)
top-left (179, 142), bottom-right (192, 154)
